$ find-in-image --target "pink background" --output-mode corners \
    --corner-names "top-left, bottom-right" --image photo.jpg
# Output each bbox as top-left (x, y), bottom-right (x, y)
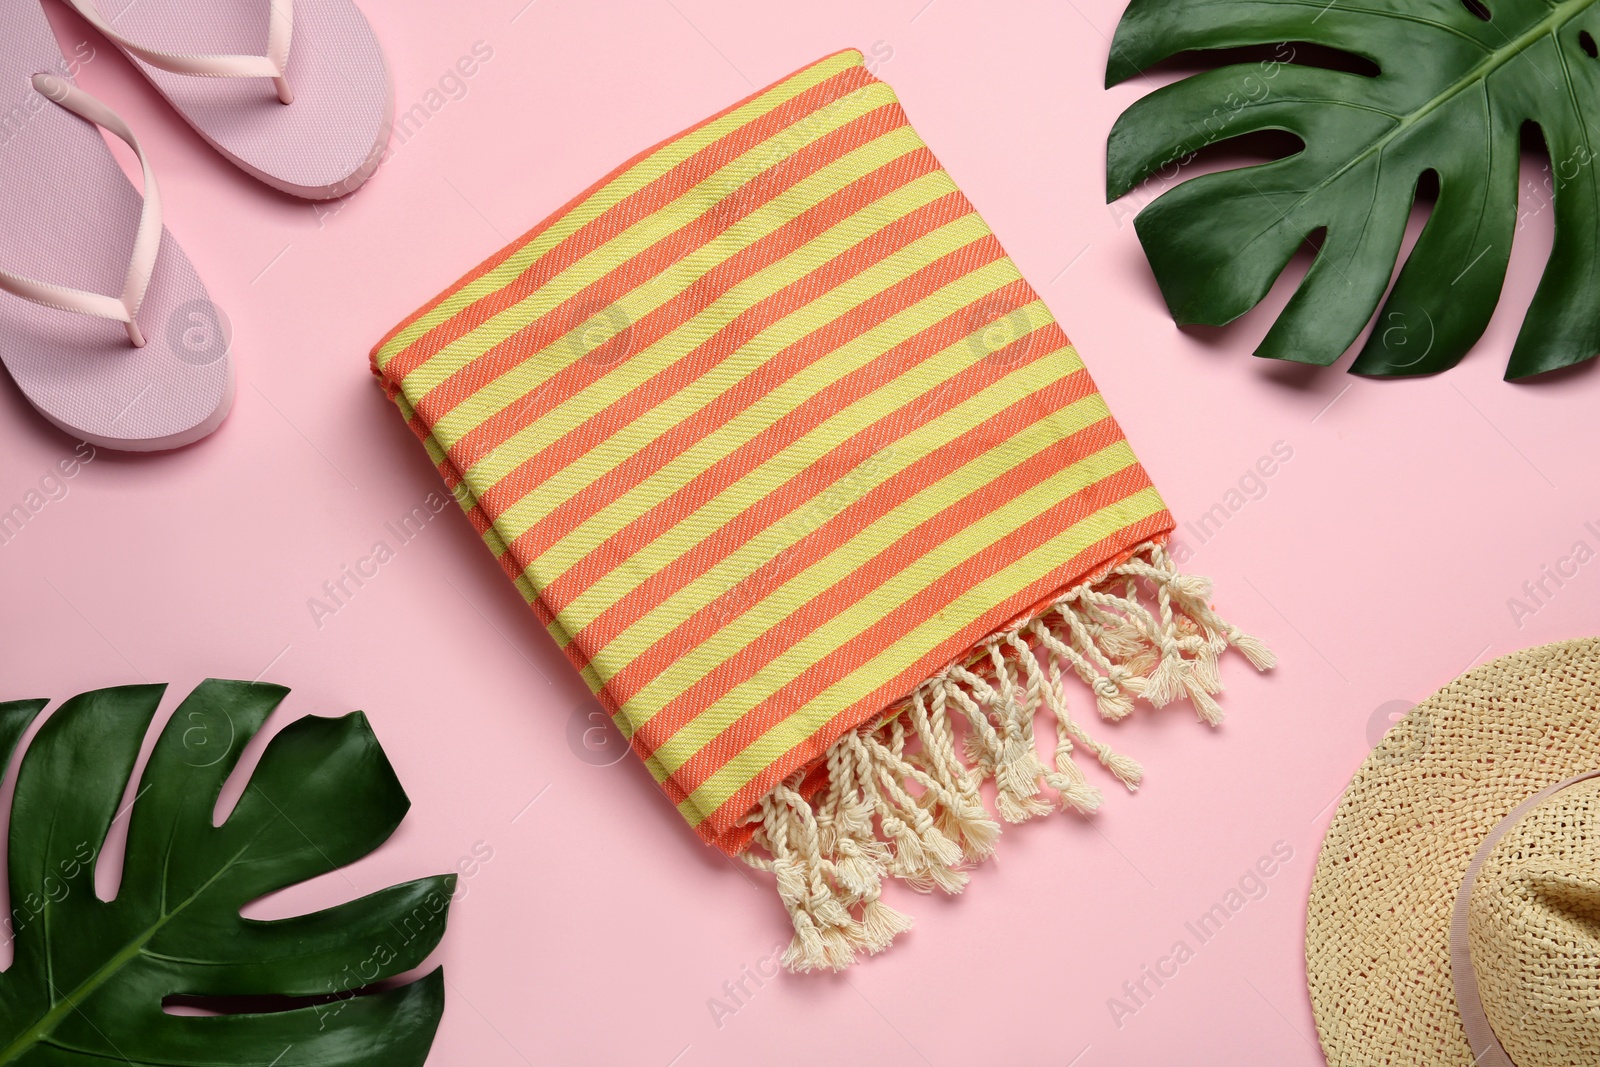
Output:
top-left (3, 1), bottom-right (1598, 1063)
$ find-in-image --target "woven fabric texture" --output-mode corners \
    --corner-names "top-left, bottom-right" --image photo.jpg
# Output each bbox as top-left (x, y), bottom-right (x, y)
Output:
top-left (372, 49), bottom-right (1178, 852)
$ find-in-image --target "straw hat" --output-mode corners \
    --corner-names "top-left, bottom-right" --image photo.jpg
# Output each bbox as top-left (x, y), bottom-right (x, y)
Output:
top-left (1306, 637), bottom-right (1600, 1067)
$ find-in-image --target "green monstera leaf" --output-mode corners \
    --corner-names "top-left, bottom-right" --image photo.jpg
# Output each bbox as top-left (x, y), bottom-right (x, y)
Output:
top-left (0, 681), bottom-right (453, 1066)
top-left (1106, 0), bottom-right (1600, 378)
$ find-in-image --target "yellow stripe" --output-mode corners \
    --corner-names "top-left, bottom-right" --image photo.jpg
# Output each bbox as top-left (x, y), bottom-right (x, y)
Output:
top-left (373, 49), bottom-right (866, 369)
top-left (633, 393), bottom-right (1122, 763)
top-left (558, 286), bottom-right (1057, 643)
top-left (544, 268), bottom-right (1036, 633)
top-left (485, 199), bottom-right (986, 551)
top-left (374, 47), bottom-right (1178, 842)
top-left (460, 158), bottom-right (952, 501)
top-left (675, 486), bottom-right (1167, 821)
top-left (433, 116), bottom-right (928, 455)
top-left (391, 392), bottom-right (550, 621)
top-left (396, 80), bottom-right (901, 403)
top-left (616, 352), bottom-right (1091, 751)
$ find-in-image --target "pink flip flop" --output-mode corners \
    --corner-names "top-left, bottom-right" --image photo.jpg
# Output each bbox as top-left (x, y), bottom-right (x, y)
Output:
top-left (0, 2), bottom-right (232, 452)
top-left (58, 0), bottom-right (393, 200)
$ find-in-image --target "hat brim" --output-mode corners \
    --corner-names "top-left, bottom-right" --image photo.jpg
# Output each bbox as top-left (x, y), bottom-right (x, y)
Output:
top-left (1305, 637), bottom-right (1600, 1066)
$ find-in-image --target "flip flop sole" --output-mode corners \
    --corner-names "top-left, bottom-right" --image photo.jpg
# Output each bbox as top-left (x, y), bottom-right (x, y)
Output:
top-left (107, 0), bottom-right (393, 200)
top-left (0, 1), bottom-right (233, 451)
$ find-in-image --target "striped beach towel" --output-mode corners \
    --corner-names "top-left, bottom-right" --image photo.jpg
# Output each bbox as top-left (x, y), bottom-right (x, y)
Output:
top-left (372, 48), bottom-right (1271, 971)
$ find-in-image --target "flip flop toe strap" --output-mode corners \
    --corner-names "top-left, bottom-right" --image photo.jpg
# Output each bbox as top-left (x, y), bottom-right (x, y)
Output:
top-left (62, 0), bottom-right (296, 104)
top-left (0, 75), bottom-right (162, 348)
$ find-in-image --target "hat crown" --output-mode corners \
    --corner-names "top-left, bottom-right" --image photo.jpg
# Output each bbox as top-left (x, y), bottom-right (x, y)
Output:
top-left (1467, 777), bottom-right (1600, 1067)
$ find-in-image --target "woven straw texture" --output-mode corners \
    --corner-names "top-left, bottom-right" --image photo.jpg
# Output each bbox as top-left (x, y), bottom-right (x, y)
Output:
top-left (1466, 775), bottom-right (1600, 1066)
top-left (1306, 637), bottom-right (1600, 1067)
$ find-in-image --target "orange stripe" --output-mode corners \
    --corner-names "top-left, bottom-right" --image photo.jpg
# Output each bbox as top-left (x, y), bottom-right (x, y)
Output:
top-left (640, 414), bottom-right (1136, 785)
top-left (374, 49), bottom-right (870, 365)
top-left (446, 136), bottom-right (937, 477)
top-left (532, 235), bottom-right (1012, 618)
top-left (545, 339), bottom-right (1090, 760)
top-left (697, 510), bottom-right (1177, 850)
top-left (488, 192), bottom-right (979, 569)
top-left (562, 295), bottom-right (1061, 677)
top-left (413, 149), bottom-right (944, 596)
top-left (386, 399), bottom-right (496, 541)
top-left (669, 465), bottom-right (1162, 809)
top-left (371, 48), bottom-right (1182, 858)
top-left (379, 65), bottom-right (876, 386)
top-left (420, 102), bottom-right (912, 425)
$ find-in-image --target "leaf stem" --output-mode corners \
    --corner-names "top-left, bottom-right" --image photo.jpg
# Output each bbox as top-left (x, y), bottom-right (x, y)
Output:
top-left (0, 833), bottom-right (265, 1064)
top-left (1280, 0), bottom-right (1598, 220)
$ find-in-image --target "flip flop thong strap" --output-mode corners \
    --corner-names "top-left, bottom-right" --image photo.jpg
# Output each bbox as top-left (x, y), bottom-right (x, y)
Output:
top-left (0, 75), bottom-right (162, 348)
top-left (61, 0), bottom-right (296, 104)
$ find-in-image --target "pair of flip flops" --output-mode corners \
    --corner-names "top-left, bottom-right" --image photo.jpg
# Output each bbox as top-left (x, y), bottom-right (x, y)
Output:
top-left (0, 0), bottom-right (390, 451)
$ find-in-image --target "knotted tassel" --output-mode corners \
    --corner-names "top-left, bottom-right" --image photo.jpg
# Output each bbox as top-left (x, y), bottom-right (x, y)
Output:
top-left (743, 541), bottom-right (1272, 972)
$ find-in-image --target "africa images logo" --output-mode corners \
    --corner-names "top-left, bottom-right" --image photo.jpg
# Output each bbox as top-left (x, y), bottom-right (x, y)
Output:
top-left (1366, 699), bottom-right (1428, 766)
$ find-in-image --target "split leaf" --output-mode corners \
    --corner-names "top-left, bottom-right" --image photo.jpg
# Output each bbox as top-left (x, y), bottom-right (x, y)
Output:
top-left (0, 680), bottom-right (452, 1066)
top-left (1107, 0), bottom-right (1600, 377)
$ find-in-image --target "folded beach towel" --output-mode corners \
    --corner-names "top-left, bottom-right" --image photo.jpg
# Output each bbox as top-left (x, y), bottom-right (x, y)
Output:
top-left (371, 48), bottom-right (1272, 971)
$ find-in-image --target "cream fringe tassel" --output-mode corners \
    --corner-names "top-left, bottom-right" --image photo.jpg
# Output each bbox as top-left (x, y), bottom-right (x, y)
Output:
top-left (740, 541), bottom-right (1274, 973)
